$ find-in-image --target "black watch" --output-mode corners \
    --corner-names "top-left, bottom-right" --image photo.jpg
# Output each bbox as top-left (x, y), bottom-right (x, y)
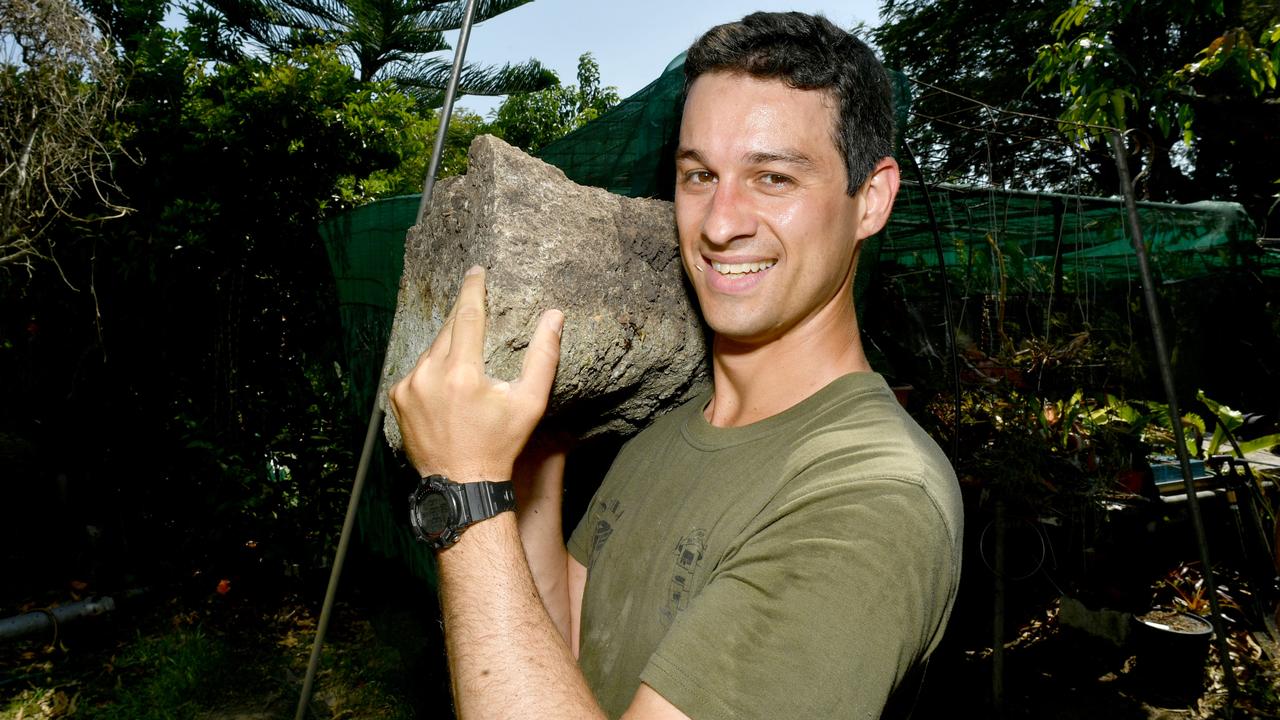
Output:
top-left (409, 474), bottom-right (516, 550)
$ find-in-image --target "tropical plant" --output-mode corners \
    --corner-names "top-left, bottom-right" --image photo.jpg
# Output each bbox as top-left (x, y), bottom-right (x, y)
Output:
top-left (488, 52), bottom-right (620, 154)
top-left (874, 0), bottom-right (1280, 227)
top-left (1028, 0), bottom-right (1280, 222)
top-left (1196, 390), bottom-right (1280, 458)
top-left (350, 106), bottom-right (489, 199)
top-left (1097, 390), bottom-right (1280, 461)
top-left (873, 0), bottom-right (1079, 189)
top-left (191, 0), bottom-right (556, 105)
top-left (0, 0), bottom-right (421, 596)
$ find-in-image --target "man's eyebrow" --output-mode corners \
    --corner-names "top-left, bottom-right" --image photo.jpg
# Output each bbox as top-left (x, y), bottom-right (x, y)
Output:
top-left (675, 148), bottom-right (818, 170)
top-left (743, 149), bottom-right (817, 169)
top-left (675, 148), bottom-right (705, 164)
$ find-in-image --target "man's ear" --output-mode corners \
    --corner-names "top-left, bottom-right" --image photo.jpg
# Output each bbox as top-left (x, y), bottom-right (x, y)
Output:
top-left (855, 157), bottom-right (901, 239)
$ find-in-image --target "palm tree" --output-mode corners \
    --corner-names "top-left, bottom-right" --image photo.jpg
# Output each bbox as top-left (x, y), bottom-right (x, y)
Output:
top-left (192, 0), bottom-right (555, 105)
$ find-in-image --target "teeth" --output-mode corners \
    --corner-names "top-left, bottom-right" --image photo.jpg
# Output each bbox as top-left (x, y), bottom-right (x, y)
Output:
top-left (711, 260), bottom-right (776, 275)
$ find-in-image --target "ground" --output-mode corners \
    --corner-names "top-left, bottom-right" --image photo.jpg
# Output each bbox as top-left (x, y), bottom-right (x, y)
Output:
top-left (3, 589), bottom-right (1278, 719)
top-left (1, 596), bottom-right (416, 720)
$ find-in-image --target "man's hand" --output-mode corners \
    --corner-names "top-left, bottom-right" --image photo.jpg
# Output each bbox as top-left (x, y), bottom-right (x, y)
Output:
top-left (389, 265), bottom-right (564, 482)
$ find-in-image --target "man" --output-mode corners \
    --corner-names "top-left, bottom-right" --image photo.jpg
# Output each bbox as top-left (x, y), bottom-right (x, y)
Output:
top-left (389, 11), bottom-right (962, 719)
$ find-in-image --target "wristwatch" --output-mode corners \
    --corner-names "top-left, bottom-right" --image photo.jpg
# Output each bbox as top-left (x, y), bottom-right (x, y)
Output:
top-left (409, 474), bottom-right (516, 550)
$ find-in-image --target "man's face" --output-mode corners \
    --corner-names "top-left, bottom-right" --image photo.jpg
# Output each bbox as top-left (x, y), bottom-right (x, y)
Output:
top-left (675, 71), bottom-right (869, 347)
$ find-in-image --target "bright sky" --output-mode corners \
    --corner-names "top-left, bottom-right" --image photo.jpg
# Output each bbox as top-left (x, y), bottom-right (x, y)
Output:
top-left (452, 1), bottom-right (883, 117)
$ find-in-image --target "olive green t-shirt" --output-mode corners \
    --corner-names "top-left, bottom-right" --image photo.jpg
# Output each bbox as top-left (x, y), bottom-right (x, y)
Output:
top-left (566, 372), bottom-right (962, 719)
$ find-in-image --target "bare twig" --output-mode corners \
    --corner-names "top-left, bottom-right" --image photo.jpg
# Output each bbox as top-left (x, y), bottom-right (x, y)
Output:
top-left (0, 0), bottom-right (129, 275)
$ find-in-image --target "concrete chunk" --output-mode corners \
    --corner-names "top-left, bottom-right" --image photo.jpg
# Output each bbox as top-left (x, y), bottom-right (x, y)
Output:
top-left (381, 135), bottom-right (709, 446)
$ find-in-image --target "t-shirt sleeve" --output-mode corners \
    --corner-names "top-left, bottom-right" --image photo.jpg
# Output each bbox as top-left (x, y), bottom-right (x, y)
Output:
top-left (567, 500), bottom-right (592, 567)
top-left (639, 474), bottom-right (959, 720)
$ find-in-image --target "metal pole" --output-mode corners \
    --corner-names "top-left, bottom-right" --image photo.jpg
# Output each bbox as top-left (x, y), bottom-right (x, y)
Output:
top-left (1108, 131), bottom-right (1237, 708)
top-left (295, 2), bottom-right (480, 717)
top-left (293, 407), bottom-right (383, 720)
top-left (901, 140), bottom-right (961, 462)
top-left (417, 0), bottom-right (480, 225)
top-left (992, 503), bottom-right (1006, 717)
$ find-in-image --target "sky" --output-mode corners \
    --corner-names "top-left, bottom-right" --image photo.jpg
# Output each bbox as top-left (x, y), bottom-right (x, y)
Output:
top-left (450, 1), bottom-right (883, 117)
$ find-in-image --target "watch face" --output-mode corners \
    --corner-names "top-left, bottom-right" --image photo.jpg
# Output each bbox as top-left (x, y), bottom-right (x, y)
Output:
top-left (418, 492), bottom-right (451, 535)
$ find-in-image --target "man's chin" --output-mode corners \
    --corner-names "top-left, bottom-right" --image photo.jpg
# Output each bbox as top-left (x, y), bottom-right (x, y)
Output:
top-left (706, 318), bottom-right (780, 351)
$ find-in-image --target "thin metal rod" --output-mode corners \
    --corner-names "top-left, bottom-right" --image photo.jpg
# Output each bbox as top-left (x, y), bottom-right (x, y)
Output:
top-left (901, 140), bottom-right (962, 462)
top-left (294, 405), bottom-right (383, 720)
top-left (296, 2), bottom-right (481, 717)
top-left (1108, 131), bottom-right (1237, 708)
top-left (417, 0), bottom-right (480, 225)
top-left (992, 502), bottom-right (1006, 717)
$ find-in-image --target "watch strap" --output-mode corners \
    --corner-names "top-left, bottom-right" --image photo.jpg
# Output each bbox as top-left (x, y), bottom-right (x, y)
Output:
top-left (459, 480), bottom-right (517, 525)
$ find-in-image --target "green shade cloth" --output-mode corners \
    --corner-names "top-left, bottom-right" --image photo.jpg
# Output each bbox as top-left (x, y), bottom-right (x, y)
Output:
top-left (318, 55), bottom-right (1277, 576)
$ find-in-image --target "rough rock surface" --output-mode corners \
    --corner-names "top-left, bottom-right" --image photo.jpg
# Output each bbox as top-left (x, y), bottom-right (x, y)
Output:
top-left (381, 135), bottom-right (709, 447)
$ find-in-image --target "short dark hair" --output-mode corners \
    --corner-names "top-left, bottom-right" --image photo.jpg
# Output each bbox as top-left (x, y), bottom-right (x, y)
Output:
top-left (683, 12), bottom-right (895, 195)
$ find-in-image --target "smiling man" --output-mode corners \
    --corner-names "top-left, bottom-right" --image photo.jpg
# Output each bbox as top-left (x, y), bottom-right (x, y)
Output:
top-left (390, 11), bottom-right (962, 720)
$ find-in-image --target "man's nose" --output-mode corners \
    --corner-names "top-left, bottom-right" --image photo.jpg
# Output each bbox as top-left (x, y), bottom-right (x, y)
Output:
top-left (701, 182), bottom-right (757, 245)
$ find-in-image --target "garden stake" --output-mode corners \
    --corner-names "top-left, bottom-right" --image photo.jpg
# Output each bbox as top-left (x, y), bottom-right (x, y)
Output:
top-left (294, 1), bottom-right (481, 717)
top-left (415, 0), bottom-right (480, 226)
top-left (992, 500), bottom-right (1006, 717)
top-left (1109, 131), bottom-right (1238, 709)
top-left (900, 138), bottom-right (962, 463)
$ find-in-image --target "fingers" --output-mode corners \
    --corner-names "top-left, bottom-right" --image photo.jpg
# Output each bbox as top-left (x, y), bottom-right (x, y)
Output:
top-left (423, 298), bottom-right (458, 363)
top-left (447, 265), bottom-right (488, 366)
top-left (516, 309), bottom-right (564, 410)
top-left (389, 268), bottom-right (563, 479)
top-left (421, 265), bottom-right (485, 364)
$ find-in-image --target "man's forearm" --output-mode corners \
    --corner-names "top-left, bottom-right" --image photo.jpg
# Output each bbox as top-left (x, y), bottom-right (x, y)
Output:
top-left (513, 447), bottom-right (573, 642)
top-left (438, 512), bottom-right (604, 720)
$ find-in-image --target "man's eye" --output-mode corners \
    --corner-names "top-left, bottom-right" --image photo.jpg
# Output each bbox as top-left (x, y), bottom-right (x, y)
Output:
top-left (760, 173), bottom-right (793, 188)
top-left (684, 170), bottom-right (715, 185)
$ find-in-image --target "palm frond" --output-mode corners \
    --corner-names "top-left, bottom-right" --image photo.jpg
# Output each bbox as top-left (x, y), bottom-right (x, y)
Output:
top-left (197, 0), bottom-right (549, 96)
top-left (425, 0), bottom-right (536, 31)
top-left (391, 56), bottom-right (555, 99)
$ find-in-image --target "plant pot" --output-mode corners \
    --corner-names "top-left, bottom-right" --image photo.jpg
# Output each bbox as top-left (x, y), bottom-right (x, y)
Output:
top-left (1131, 611), bottom-right (1213, 703)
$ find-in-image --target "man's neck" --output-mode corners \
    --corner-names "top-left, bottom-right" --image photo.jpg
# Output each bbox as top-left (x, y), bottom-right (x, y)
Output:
top-left (703, 304), bottom-right (871, 428)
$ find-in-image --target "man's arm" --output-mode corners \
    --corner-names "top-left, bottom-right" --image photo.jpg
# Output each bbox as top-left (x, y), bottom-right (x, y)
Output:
top-left (438, 504), bottom-right (687, 720)
top-left (512, 440), bottom-right (572, 643)
top-left (389, 267), bottom-right (690, 719)
top-left (436, 512), bottom-right (603, 719)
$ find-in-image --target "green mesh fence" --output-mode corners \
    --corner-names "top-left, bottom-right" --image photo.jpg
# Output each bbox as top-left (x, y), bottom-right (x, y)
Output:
top-left (319, 195), bottom-right (435, 581)
top-left (537, 54), bottom-right (686, 198)
top-left (320, 55), bottom-right (1277, 576)
top-left (881, 189), bottom-right (1266, 292)
top-left (320, 195), bottom-right (415, 416)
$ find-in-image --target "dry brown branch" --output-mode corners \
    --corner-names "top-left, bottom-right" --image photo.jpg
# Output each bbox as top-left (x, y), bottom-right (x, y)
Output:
top-left (1, 0), bottom-right (128, 276)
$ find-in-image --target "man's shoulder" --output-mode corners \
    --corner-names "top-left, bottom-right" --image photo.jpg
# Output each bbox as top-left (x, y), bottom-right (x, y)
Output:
top-left (784, 374), bottom-right (961, 531)
top-left (789, 373), bottom-right (945, 466)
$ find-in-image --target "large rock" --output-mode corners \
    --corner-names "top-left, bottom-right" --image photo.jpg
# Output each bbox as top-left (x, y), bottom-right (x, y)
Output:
top-left (381, 135), bottom-right (709, 446)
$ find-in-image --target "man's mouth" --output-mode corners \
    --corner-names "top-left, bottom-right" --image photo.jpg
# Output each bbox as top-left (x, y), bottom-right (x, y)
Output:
top-left (710, 260), bottom-right (777, 277)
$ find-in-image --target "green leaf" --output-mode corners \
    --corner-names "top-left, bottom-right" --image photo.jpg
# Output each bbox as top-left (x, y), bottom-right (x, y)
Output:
top-left (1238, 433), bottom-right (1280, 455)
top-left (1197, 389), bottom-right (1244, 432)
top-left (1207, 427), bottom-right (1227, 455)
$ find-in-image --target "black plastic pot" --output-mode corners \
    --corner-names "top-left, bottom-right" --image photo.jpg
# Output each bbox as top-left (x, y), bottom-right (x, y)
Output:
top-left (1131, 611), bottom-right (1214, 703)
